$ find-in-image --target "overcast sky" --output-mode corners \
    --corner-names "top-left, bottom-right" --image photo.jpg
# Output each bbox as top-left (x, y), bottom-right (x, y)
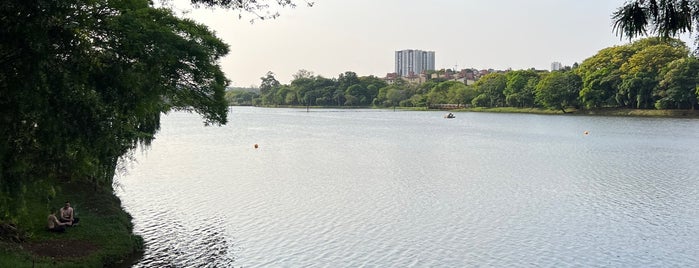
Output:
top-left (172, 0), bottom-right (649, 87)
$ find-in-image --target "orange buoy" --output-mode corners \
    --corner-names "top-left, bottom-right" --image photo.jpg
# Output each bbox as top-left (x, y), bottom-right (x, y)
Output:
top-left (254, 144), bottom-right (259, 149)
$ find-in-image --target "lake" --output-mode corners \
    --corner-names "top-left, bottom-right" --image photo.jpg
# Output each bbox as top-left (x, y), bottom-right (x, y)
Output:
top-left (117, 107), bottom-right (699, 267)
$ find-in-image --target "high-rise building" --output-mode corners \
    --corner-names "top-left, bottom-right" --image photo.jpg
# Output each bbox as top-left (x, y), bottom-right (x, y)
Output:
top-left (395, 49), bottom-right (435, 77)
top-left (551, 62), bottom-right (563, 71)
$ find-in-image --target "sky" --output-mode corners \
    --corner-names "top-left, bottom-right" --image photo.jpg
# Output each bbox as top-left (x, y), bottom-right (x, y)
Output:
top-left (168, 0), bottom-right (662, 87)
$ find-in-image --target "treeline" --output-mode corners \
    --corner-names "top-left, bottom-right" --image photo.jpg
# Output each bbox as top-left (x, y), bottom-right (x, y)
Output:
top-left (235, 37), bottom-right (698, 111)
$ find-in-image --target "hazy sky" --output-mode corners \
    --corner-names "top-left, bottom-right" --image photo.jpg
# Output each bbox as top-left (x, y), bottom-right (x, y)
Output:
top-left (173, 0), bottom-right (640, 87)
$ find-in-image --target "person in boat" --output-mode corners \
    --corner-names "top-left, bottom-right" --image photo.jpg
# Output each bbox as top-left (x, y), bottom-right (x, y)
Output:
top-left (48, 208), bottom-right (70, 233)
top-left (59, 201), bottom-right (80, 226)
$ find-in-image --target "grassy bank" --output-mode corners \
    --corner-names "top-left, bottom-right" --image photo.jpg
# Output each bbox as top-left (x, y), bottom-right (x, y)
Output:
top-left (572, 108), bottom-right (699, 117)
top-left (448, 107), bottom-right (699, 118)
top-left (252, 105), bottom-right (699, 118)
top-left (454, 107), bottom-right (565, 114)
top-left (0, 182), bottom-right (143, 267)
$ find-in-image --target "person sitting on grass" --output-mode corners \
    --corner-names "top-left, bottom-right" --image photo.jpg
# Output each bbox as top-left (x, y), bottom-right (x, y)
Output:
top-left (48, 208), bottom-right (70, 233)
top-left (59, 201), bottom-right (79, 226)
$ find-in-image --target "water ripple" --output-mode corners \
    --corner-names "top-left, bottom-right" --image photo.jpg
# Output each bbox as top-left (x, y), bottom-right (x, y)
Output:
top-left (116, 109), bottom-right (699, 267)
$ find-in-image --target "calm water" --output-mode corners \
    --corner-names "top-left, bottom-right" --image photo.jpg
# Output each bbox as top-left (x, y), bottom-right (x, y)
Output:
top-left (117, 107), bottom-right (699, 267)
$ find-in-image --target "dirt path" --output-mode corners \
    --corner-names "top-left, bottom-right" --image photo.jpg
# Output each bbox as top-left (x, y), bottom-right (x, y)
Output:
top-left (23, 239), bottom-right (99, 259)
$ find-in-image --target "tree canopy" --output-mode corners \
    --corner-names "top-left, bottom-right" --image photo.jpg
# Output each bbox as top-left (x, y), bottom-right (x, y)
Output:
top-left (0, 0), bottom-right (250, 222)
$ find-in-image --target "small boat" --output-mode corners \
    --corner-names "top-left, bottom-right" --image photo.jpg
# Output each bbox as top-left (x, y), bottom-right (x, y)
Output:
top-left (444, 113), bottom-right (455, 119)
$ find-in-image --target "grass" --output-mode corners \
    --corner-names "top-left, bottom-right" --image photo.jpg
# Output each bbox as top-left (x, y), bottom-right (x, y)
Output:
top-left (253, 105), bottom-right (699, 118)
top-left (445, 107), bottom-right (699, 118)
top-left (574, 108), bottom-right (699, 117)
top-left (0, 182), bottom-right (143, 267)
top-left (454, 107), bottom-right (566, 114)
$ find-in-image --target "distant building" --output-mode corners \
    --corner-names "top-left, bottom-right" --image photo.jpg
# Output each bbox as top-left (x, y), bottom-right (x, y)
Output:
top-left (395, 49), bottom-right (435, 77)
top-left (551, 62), bottom-right (563, 71)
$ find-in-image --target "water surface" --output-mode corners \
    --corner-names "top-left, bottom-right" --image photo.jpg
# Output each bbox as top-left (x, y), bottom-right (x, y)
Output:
top-left (118, 107), bottom-right (699, 267)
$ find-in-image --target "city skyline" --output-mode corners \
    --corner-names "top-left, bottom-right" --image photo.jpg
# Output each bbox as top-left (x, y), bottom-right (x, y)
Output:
top-left (170, 0), bottom-right (688, 87)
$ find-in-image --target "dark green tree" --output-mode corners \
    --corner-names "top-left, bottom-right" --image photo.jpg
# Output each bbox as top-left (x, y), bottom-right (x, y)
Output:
top-left (504, 70), bottom-right (539, 108)
top-left (337, 71), bottom-right (360, 93)
top-left (1, 0), bottom-right (231, 222)
top-left (473, 73), bottom-right (507, 107)
top-left (535, 72), bottom-right (582, 113)
top-left (657, 57), bottom-right (699, 109)
top-left (259, 71), bottom-right (282, 105)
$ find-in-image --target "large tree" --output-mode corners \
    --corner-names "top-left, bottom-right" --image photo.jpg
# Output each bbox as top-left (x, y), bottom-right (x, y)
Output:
top-left (472, 73), bottom-right (507, 107)
top-left (1, 0), bottom-right (298, 223)
top-left (504, 70), bottom-right (539, 108)
top-left (535, 72), bottom-right (582, 113)
top-left (657, 57), bottom-right (699, 109)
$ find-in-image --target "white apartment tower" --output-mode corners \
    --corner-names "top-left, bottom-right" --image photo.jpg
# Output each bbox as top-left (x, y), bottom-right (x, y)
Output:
top-left (395, 49), bottom-right (435, 77)
top-left (551, 62), bottom-right (563, 71)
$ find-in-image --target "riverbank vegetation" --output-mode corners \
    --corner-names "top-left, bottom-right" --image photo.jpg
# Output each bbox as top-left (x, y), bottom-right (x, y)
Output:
top-left (0, 182), bottom-right (143, 267)
top-left (244, 37), bottom-right (699, 115)
top-left (0, 0), bottom-right (289, 266)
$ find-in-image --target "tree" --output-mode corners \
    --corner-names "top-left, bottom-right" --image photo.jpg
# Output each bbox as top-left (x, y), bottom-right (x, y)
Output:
top-left (449, 84), bottom-right (477, 108)
top-left (535, 72), bottom-right (582, 113)
top-left (290, 76), bottom-right (314, 106)
top-left (386, 88), bottom-right (406, 111)
top-left (226, 89), bottom-right (259, 106)
top-left (613, 0), bottom-right (694, 40)
top-left (473, 73), bottom-right (507, 107)
top-left (333, 89), bottom-right (345, 106)
top-left (657, 57), bottom-right (699, 109)
top-left (259, 71), bottom-right (282, 105)
top-left (1, 0), bottom-right (232, 222)
top-left (426, 81), bottom-right (452, 105)
top-left (620, 41), bottom-right (688, 108)
top-left (358, 76), bottom-right (386, 104)
top-left (337, 71), bottom-right (360, 93)
top-left (576, 37), bottom-right (690, 109)
top-left (504, 70), bottom-right (539, 108)
top-left (190, 0), bottom-right (315, 23)
top-left (345, 84), bottom-right (368, 106)
top-left (292, 69), bottom-right (315, 80)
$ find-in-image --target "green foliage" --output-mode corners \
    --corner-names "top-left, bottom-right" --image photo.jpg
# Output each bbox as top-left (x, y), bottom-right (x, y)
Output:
top-left (535, 71), bottom-right (582, 112)
top-left (0, 182), bottom-right (143, 266)
top-left (251, 38), bottom-right (696, 113)
top-left (504, 70), bottom-right (539, 107)
top-left (226, 89), bottom-right (259, 106)
top-left (253, 71), bottom-right (387, 107)
top-left (473, 73), bottom-right (507, 107)
top-left (613, 0), bottom-right (694, 40)
top-left (577, 37), bottom-right (692, 109)
top-left (1, 0), bottom-right (229, 224)
top-left (657, 57), bottom-right (699, 108)
top-left (426, 81), bottom-right (452, 105)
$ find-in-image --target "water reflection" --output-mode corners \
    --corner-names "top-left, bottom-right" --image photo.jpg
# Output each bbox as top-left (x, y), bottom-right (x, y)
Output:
top-left (118, 108), bottom-right (699, 267)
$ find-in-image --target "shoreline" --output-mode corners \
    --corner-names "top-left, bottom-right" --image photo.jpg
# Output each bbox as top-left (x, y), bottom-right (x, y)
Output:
top-left (0, 182), bottom-right (144, 267)
top-left (3, 106), bottom-right (695, 266)
top-left (453, 107), bottom-right (699, 118)
top-left (248, 105), bottom-right (699, 118)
